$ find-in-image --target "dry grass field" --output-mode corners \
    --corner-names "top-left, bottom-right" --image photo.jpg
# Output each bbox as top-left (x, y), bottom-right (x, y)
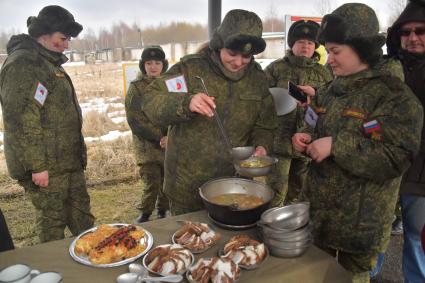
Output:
top-left (0, 63), bottom-right (142, 247)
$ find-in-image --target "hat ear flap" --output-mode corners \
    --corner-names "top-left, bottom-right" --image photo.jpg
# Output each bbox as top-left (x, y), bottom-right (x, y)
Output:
top-left (209, 32), bottom-right (223, 51)
top-left (27, 16), bottom-right (52, 38)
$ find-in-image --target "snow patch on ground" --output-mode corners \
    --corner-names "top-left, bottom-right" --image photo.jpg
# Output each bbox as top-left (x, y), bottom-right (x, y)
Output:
top-left (111, 117), bottom-right (127, 124)
top-left (85, 130), bottom-right (131, 142)
top-left (63, 61), bottom-right (86, 67)
top-left (0, 96), bottom-right (129, 150)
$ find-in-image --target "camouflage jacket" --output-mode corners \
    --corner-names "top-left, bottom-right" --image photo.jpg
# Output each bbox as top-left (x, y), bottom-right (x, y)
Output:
top-left (0, 34), bottom-right (86, 180)
top-left (265, 52), bottom-right (333, 157)
top-left (304, 68), bottom-right (423, 253)
top-left (141, 48), bottom-right (277, 208)
top-left (125, 74), bottom-right (166, 164)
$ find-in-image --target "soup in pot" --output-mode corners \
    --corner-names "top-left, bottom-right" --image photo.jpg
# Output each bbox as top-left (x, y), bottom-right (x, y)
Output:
top-left (209, 193), bottom-right (264, 209)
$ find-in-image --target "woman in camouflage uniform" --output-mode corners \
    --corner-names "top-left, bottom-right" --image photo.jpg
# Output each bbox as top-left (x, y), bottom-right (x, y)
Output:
top-left (265, 20), bottom-right (332, 206)
top-left (140, 9), bottom-right (277, 215)
top-left (125, 46), bottom-right (169, 223)
top-left (292, 4), bottom-right (423, 282)
top-left (0, 6), bottom-right (94, 243)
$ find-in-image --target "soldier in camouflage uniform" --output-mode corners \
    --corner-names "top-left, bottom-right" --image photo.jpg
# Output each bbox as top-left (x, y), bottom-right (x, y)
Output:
top-left (292, 4), bottom-right (423, 282)
top-left (265, 20), bottom-right (332, 206)
top-left (0, 6), bottom-right (94, 243)
top-left (125, 46), bottom-right (170, 223)
top-left (141, 9), bottom-right (277, 215)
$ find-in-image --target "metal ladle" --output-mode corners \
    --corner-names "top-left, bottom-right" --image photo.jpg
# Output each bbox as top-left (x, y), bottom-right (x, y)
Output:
top-left (194, 76), bottom-right (233, 156)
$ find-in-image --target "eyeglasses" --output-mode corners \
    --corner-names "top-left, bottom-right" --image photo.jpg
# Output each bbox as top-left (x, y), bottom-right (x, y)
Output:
top-left (399, 27), bottom-right (425, 37)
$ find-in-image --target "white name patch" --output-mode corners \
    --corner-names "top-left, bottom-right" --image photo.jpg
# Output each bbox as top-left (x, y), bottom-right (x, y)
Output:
top-left (304, 106), bottom-right (318, 128)
top-left (34, 82), bottom-right (48, 106)
top-left (165, 75), bottom-right (188, 93)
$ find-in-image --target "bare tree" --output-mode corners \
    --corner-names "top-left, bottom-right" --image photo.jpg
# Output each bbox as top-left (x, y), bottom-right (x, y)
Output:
top-left (314, 0), bottom-right (335, 16)
top-left (263, 2), bottom-right (284, 32)
top-left (388, 0), bottom-right (408, 26)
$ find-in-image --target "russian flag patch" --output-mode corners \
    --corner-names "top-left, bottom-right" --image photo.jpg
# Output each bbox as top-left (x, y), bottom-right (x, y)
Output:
top-left (363, 119), bottom-right (380, 134)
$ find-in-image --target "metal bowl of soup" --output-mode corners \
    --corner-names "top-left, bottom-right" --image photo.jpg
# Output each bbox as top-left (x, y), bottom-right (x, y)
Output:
top-left (234, 156), bottom-right (278, 177)
top-left (199, 177), bottom-right (274, 226)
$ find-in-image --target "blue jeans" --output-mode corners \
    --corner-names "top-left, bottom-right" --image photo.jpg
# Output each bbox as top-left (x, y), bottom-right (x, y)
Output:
top-left (401, 194), bottom-right (425, 283)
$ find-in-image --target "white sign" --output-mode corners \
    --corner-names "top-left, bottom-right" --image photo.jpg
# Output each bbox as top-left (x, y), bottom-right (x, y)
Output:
top-left (122, 63), bottom-right (140, 96)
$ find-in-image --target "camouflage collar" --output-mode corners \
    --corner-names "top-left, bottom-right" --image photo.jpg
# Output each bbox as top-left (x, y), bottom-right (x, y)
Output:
top-left (36, 41), bottom-right (69, 66)
top-left (208, 49), bottom-right (253, 82)
top-left (7, 34), bottom-right (68, 66)
top-left (285, 51), bottom-right (318, 68)
top-left (330, 68), bottom-right (381, 95)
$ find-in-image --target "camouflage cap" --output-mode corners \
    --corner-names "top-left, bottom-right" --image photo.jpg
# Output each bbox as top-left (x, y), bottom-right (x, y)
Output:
top-left (288, 20), bottom-right (320, 48)
top-left (387, 0), bottom-right (425, 56)
top-left (139, 45), bottom-right (168, 74)
top-left (27, 5), bottom-right (82, 38)
top-left (209, 9), bottom-right (266, 55)
top-left (317, 3), bottom-right (385, 65)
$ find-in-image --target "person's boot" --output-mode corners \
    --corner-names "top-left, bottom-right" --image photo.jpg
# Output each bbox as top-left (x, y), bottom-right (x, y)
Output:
top-left (391, 216), bottom-right (403, 235)
top-left (135, 213), bottom-right (151, 223)
top-left (157, 210), bottom-right (167, 219)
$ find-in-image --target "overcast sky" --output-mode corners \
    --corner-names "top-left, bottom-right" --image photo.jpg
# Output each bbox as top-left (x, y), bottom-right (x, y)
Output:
top-left (0, 0), bottom-right (399, 35)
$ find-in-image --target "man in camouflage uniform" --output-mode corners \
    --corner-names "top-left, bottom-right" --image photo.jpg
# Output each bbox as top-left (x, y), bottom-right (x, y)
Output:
top-left (265, 20), bottom-right (332, 206)
top-left (292, 4), bottom-right (423, 282)
top-left (125, 46), bottom-right (169, 223)
top-left (141, 9), bottom-right (277, 215)
top-left (386, 0), bottom-right (425, 280)
top-left (0, 5), bottom-right (94, 243)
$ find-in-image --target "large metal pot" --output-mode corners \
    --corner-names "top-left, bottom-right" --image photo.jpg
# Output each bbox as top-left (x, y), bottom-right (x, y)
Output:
top-left (199, 177), bottom-right (274, 226)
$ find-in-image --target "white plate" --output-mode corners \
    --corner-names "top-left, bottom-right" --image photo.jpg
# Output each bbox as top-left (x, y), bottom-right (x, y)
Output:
top-left (186, 258), bottom-right (240, 283)
top-left (143, 244), bottom-right (194, 276)
top-left (218, 245), bottom-right (269, 270)
top-left (69, 223), bottom-right (153, 268)
top-left (171, 222), bottom-right (219, 254)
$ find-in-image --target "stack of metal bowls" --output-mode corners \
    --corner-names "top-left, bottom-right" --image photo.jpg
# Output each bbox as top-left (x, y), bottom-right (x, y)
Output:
top-left (258, 202), bottom-right (312, 258)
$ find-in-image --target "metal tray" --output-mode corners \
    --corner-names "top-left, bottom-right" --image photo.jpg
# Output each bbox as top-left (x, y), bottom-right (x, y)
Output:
top-left (69, 223), bottom-right (154, 268)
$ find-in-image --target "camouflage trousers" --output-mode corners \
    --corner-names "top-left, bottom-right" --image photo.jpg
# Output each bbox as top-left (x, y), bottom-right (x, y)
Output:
top-left (169, 199), bottom-right (200, 216)
top-left (287, 158), bottom-right (310, 202)
top-left (266, 157), bottom-right (290, 207)
top-left (19, 170), bottom-right (95, 243)
top-left (318, 244), bottom-right (378, 283)
top-left (139, 162), bottom-right (169, 214)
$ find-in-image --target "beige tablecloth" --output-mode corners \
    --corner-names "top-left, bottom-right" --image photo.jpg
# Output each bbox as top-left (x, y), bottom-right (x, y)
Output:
top-left (0, 210), bottom-right (351, 282)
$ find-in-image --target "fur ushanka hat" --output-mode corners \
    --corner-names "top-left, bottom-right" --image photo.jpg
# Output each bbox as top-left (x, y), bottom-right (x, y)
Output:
top-left (27, 5), bottom-right (83, 38)
top-left (288, 20), bottom-right (320, 48)
top-left (139, 45), bottom-right (169, 75)
top-left (317, 3), bottom-right (385, 66)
